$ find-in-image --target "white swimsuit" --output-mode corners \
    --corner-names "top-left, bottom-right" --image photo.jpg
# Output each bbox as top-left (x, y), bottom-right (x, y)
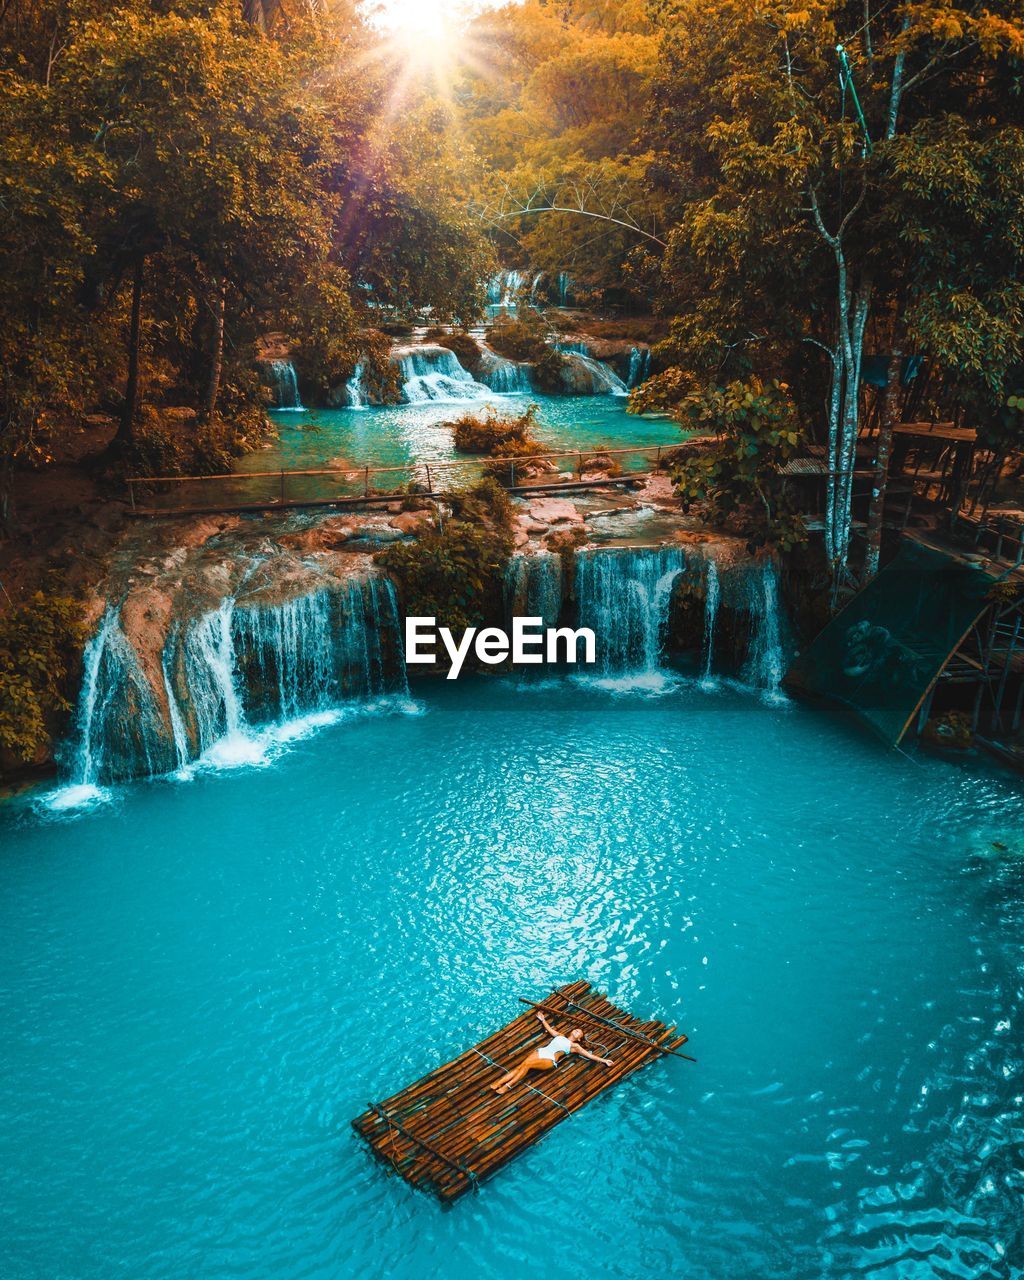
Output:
top-left (536, 1034), bottom-right (573, 1064)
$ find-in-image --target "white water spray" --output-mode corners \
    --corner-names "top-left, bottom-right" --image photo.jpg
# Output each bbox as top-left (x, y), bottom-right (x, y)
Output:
top-left (268, 360), bottom-right (303, 411)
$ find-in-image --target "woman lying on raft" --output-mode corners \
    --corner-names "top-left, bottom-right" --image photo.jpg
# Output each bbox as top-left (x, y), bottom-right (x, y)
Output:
top-left (489, 1010), bottom-right (613, 1093)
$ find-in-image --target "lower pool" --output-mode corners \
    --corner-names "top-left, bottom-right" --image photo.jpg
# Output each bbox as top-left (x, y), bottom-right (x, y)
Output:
top-left (1, 678), bottom-right (1021, 1279)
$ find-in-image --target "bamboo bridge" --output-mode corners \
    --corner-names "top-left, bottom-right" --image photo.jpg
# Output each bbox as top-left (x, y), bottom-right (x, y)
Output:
top-left (124, 443), bottom-right (674, 518)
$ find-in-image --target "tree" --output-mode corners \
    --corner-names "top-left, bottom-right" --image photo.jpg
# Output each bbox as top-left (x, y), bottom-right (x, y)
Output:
top-left (459, 0), bottom-right (666, 306)
top-left (646, 0), bottom-right (1024, 584)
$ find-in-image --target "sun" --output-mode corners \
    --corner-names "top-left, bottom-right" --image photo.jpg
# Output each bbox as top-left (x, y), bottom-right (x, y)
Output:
top-left (362, 0), bottom-right (503, 102)
top-left (368, 0), bottom-right (506, 34)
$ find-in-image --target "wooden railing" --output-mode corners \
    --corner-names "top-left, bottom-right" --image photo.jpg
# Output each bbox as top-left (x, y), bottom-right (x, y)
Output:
top-left (950, 508), bottom-right (1024, 568)
top-left (126, 442), bottom-right (677, 516)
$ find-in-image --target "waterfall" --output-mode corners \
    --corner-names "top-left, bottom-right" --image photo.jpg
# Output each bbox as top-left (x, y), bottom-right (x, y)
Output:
top-left (477, 348), bottom-right (534, 395)
top-left (486, 270), bottom-right (526, 308)
top-left (626, 347), bottom-right (651, 388)
top-left (343, 362), bottom-right (366, 409)
top-left (393, 344), bottom-right (493, 403)
top-left (51, 576), bottom-right (408, 799)
top-left (700, 557), bottom-right (720, 687)
top-left (557, 272), bottom-right (573, 307)
top-left (504, 553), bottom-right (563, 630)
top-left (529, 272), bottom-right (545, 304)
top-left (561, 350), bottom-right (629, 397)
top-left (168, 579), bottom-right (406, 765)
top-left (574, 547), bottom-right (687, 687)
top-left (58, 608), bottom-right (177, 798)
top-left (501, 270), bottom-right (525, 307)
top-left (268, 359), bottom-right (303, 411)
top-left (742, 560), bottom-right (786, 700)
top-left (233, 592), bottom-right (337, 722)
top-left (556, 338), bottom-right (589, 356)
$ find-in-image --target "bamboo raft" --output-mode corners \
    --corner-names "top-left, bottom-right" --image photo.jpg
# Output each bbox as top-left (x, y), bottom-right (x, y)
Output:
top-left (351, 981), bottom-right (691, 1203)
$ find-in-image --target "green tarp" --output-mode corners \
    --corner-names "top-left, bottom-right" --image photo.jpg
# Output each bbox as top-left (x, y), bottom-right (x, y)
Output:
top-left (784, 540), bottom-right (1000, 745)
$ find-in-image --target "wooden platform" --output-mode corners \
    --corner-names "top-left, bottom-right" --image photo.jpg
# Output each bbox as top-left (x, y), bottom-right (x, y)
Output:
top-left (351, 981), bottom-right (690, 1203)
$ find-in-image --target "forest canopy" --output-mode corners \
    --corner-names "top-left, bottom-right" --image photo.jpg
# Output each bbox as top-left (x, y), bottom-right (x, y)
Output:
top-left (0, 0), bottom-right (492, 495)
top-left (2, 0), bottom-right (1023, 581)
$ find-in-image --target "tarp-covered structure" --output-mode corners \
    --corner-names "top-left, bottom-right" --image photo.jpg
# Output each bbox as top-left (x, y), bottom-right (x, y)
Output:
top-left (784, 541), bottom-right (1000, 745)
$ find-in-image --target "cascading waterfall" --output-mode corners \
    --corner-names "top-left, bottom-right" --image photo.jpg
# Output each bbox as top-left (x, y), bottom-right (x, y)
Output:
top-left (60, 608), bottom-right (177, 796)
top-left (555, 338), bottom-right (588, 356)
top-left (742, 559), bottom-right (786, 699)
top-left (574, 547), bottom-right (688, 685)
top-left (554, 339), bottom-right (629, 396)
top-left (557, 272), bottom-right (573, 306)
top-left (172, 598), bottom-right (246, 759)
top-left (504, 553), bottom-right (563, 630)
top-left (476, 348), bottom-right (534, 395)
top-left (268, 360), bottom-right (303, 411)
top-left (626, 346), bottom-right (651, 388)
top-left (563, 351), bottom-right (628, 396)
top-left (343, 362), bottom-right (366, 409)
top-left (486, 270), bottom-right (526, 308)
top-left (234, 592), bottom-right (338, 724)
top-left (700, 557), bottom-right (720, 687)
top-left (393, 345), bottom-right (493, 403)
top-left (529, 272), bottom-right (545, 304)
top-left (501, 269), bottom-right (525, 307)
top-left (54, 576), bottom-right (408, 798)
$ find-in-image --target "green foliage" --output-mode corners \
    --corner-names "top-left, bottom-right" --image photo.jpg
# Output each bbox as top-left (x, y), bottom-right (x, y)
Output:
top-left (375, 478), bottom-right (515, 639)
top-left (0, 589), bottom-right (85, 766)
top-left (0, 0), bottom-right (494, 496)
top-left (105, 407), bottom-right (259, 482)
top-left (483, 309), bottom-right (567, 391)
top-left (661, 377), bottom-right (806, 553)
top-left (460, 1), bottom-right (664, 305)
top-left (449, 404), bottom-right (540, 454)
top-left (532, 346), bottom-right (570, 394)
top-left (436, 331), bottom-right (483, 373)
top-left (484, 310), bottom-right (552, 363)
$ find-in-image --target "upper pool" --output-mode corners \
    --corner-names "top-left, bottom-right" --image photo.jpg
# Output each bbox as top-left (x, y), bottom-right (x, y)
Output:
top-left (1, 677), bottom-right (1020, 1279)
top-left (249, 393), bottom-right (682, 476)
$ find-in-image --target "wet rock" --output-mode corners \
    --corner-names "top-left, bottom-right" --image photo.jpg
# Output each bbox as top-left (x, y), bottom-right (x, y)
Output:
top-left (119, 584), bottom-right (175, 723)
top-left (390, 509), bottom-right (434, 536)
top-left (278, 517), bottom-right (358, 552)
top-left (527, 498), bottom-right (583, 525)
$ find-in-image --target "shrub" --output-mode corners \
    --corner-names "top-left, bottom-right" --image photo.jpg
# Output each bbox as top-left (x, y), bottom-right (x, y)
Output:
top-left (532, 346), bottom-right (568, 393)
top-left (450, 404), bottom-right (540, 454)
top-left (550, 315), bottom-right (668, 343)
top-left (639, 375), bottom-right (807, 553)
top-left (438, 331), bottom-right (483, 373)
top-left (485, 307), bottom-right (550, 362)
top-left (375, 478), bottom-right (515, 637)
top-left (104, 407), bottom-right (255, 482)
top-left (0, 588), bottom-right (85, 766)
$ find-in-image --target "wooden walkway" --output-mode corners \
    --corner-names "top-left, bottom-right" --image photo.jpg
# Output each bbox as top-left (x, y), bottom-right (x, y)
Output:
top-left (351, 981), bottom-right (690, 1203)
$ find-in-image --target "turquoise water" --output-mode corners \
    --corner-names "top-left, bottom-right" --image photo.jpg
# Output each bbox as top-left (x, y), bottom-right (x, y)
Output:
top-left (2, 678), bottom-right (1022, 1279)
top-left (252, 394), bottom-right (680, 475)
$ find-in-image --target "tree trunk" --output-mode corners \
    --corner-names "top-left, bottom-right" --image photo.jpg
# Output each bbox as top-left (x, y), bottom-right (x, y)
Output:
top-left (863, 347), bottom-right (902, 582)
top-left (117, 253), bottom-right (144, 446)
top-left (200, 283), bottom-right (225, 423)
top-left (831, 273), bottom-right (871, 589)
top-left (824, 338), bottom-right (842, 565)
